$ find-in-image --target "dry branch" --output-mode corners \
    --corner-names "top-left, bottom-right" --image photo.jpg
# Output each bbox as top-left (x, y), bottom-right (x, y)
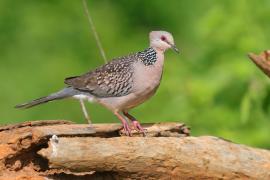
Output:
top-left (248, 50), bottom-right (270, 77)
top-left (0, 120), bottom-right (270, 179)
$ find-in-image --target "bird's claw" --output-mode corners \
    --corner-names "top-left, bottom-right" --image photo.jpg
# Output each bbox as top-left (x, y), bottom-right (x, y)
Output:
top-left (132, 120), bottom-right (147, 136)
top-left (122, 121), bottom-right (132, 136)
top-left (121, 120), bottom-right (146, 136)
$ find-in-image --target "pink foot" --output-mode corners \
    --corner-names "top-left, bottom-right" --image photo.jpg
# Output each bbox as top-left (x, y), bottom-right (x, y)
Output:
top-left (132, 121), bottom-right (146, 136)
top-left (122, 121), bottom-right (132, 136)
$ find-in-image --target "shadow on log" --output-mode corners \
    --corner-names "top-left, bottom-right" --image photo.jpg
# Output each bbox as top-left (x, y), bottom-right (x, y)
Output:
top-left (0, 120), bottom-right (270, 179)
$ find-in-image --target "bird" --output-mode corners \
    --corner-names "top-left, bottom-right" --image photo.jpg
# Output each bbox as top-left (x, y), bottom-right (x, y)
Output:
top-left (15, 31), bottom-right (179, 136)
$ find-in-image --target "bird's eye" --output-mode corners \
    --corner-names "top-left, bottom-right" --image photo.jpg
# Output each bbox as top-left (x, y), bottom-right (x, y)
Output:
top-left (161, 36), bottom-right (166, 41)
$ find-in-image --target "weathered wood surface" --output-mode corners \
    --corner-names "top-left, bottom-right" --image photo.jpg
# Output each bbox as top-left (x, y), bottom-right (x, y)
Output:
top-left (38, 136), bottom-right (270, 179)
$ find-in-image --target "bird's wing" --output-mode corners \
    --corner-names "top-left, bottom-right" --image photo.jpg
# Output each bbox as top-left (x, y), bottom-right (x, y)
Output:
top-left (64, 55), bottom-right (136, 98)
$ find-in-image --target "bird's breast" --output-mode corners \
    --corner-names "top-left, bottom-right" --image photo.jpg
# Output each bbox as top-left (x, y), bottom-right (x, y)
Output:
top-left (132, 53), bottom-right (164, 97)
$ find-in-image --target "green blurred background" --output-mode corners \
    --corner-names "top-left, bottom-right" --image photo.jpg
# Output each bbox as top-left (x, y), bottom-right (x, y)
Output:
top-left (1, 0), bottom-right (270, 148)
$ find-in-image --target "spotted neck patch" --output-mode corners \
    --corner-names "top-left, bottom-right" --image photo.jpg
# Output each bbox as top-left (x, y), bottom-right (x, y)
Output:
top-left (138, 47), bottom-right (157, 66)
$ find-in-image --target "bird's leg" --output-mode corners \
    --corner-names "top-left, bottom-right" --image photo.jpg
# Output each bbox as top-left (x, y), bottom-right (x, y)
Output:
top-left (123, 111), bottom-right (146, 136)
top-left (79, 99), bottom-right (92, 125)
top-left (114, 111), bottom-right (132, 136)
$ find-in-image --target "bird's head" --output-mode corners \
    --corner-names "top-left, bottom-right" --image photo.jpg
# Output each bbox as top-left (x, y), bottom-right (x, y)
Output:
top-left (149, 31), bottom-right (179, 53)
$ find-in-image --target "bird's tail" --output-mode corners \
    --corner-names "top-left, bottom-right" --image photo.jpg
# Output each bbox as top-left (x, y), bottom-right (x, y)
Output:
top-left (15, 87), bottom-right (78, 109)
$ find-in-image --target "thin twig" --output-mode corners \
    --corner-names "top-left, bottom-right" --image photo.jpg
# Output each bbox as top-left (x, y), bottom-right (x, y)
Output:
top-left (79, 99), bottom-right (92, 124)
top-left (79, 0), bottom-right (108, 124)
top-left (82, 0), bottom-right (107, 63)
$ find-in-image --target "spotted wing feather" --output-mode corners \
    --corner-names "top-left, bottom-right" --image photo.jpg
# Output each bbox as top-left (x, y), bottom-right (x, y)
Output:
top-left (64, 55), bottom-right (136, 98)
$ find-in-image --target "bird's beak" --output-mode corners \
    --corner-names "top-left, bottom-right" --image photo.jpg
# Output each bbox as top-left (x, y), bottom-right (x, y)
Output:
top-left (171, 44), bottom-right (180, 54)
top-left (167, 41), bottom-right (179, 54)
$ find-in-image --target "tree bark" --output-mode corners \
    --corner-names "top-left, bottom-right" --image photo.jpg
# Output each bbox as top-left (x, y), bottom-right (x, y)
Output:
top-left (0, 120), bottom-right (270, 179)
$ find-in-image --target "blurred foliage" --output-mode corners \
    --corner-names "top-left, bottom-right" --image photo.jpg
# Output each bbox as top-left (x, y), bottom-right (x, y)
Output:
top-left (0, 0), bottom-right (270, 148)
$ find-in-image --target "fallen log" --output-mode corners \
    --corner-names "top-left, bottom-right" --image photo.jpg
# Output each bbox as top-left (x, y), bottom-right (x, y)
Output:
top-left (0, 120), bottom-right (270, 179)
top-left (38, 136), bottom-right (270, 179)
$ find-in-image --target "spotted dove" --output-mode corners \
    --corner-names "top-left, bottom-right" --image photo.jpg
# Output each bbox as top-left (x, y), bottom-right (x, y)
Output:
top-left (15, 31), bottom-right (179, 136)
